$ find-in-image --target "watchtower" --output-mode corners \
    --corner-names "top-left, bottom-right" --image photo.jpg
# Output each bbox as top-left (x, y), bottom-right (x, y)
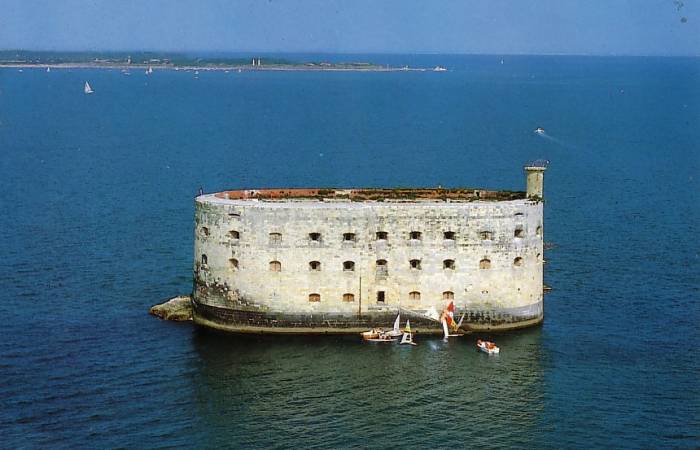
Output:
top-left (524, 160), bottom-right (549, 199)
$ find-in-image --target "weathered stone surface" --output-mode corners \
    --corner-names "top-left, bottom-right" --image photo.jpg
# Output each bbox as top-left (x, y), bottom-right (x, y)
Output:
top-left (150, 295), bottom-right (193, 321)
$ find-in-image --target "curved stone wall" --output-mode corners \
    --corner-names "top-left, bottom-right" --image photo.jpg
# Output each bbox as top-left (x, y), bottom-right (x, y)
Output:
top-left (192, 195), bottom-right (544, 333)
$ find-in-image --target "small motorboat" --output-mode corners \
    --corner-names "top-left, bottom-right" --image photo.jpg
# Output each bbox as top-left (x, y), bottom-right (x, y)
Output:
top-left (361, 328), bottom-right (383, 341)
top-left (476, 339), bottom-right (500, 355)
top-left (534, 127), bottom-right (545, 135)
top-left (433, 66), bottom-right (447, 72)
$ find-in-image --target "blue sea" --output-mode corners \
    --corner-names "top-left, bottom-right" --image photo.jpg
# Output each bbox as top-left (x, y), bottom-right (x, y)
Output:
top-left (0, 55), bottom-right (698, 448)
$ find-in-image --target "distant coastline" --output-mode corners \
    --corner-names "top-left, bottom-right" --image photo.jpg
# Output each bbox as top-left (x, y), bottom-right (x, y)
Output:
top-left (0, 51), bottom-right (433, 72)
top-left (0, 62), bottom-right (427, 72)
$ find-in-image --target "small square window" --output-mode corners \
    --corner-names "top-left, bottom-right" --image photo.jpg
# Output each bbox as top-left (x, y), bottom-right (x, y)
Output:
top-left (376, 231), bottom-right (388, 240)
top-left (409, 231), bottom-right (422, 240)
top-left (479, 231), bottom-right (493, 240)
top-left (343, 233), bottom-right (356, 242)
top-left (410, 259), bottom-right (421, 270)
top-left (443, 231), bottom-right (456, 240)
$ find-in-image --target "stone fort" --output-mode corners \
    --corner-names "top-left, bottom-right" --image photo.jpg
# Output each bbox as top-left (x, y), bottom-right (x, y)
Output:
top-left (191, 163), bottom-right (547, 334)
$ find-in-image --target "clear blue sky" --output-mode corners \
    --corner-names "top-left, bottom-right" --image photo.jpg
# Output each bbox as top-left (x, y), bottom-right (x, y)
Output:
top-left (1, 0), bottom-right (698, 55)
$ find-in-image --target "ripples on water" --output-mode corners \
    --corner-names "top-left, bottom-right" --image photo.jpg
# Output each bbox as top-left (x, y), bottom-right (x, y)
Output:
top-left (0, 55), bottom-right (698, 448)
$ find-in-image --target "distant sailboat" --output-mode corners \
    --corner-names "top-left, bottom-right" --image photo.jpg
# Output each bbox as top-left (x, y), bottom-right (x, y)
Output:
top-left (46, 67), bottom-right (51, 73)
top-left (84, 81), bottom-right (94, 94)
top-left (146, 66), bottom-right (153, 75)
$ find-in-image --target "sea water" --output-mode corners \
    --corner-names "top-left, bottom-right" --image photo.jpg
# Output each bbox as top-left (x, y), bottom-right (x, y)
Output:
top-left (0, 55), bottom-right (698, 448)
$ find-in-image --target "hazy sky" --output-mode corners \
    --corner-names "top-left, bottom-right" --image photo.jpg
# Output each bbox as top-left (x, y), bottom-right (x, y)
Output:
top-left (1, 0), bottom-right (698, 55)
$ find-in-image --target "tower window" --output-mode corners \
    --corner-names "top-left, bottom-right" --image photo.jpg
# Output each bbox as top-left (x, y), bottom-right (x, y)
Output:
top-left (376, 231), bottom-right (388, 240)
top-left (309, 232), bottom-right (321, 242)
top-left (228, 230), bottom-right (239, 239)
top-left (309, 261), bottom-right (321, 271)
top-left (201, 254), bottom-right (208, 265)
top-left (269, 232), bottom-right (282, 244)
top-left (409, 291), bottom-right (421, 301)
top-left (443, 291), bottom-right (454, 300)
top-left (309, 293), bottom-right (321, 302)
top-left (479, 258), bottom-right (491, 269)
top-left (343, 261), bottom-right (355, 271)
top-left (443, 259), bottom-right (455, 270)
top-left (343, 293), bottom-right (355, 302)
top-left (269, 261), bottom-right (281, 272)
top-left (514, 228), bottom-right (525, 238)
top-left (343, 233), bottom-right (356, 242)
top-left (480, 231), bottom-right (493, 240)
top-left (377, 291), bottom-right (386, 303)
top-left (201, 227), bottom-right (209, 237)
top-left (443, 231), bottom-right (456, 240)
top-left (376, 259), bottom-right (388, 274)
top-left (229, 258), bottom-right (239, 270)
top-left (409, 231), bottom-right (422, 240)
top-left (536, 226), bottom-right (542, 236)
top-left (410, 259), bottom-right (421, 270)
top-left (513, 257), bottom-right (523, 267)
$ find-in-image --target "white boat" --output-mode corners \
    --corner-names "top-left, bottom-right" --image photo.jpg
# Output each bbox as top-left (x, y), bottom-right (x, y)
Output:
top-left (476, 339), bottom-right (500, 354)
top-left (46, 67), bottom-right (50, 73)
top-left (399, 320), bottom-right (417, 346)
top-left (84, 81), bottom-right (94, 94)
top-left (384, 314), bottom-right (402, 338)
top-left (534, 127), bottom-right (545, 135)
top-left (433, 66), bottom-right (447, 72)
top-left (147, 66), bottom-right (153, 74)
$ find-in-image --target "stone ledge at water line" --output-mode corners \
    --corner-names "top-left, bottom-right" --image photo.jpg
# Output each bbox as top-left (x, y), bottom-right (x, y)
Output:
top-left (150, 295), bottom-right (193, 321)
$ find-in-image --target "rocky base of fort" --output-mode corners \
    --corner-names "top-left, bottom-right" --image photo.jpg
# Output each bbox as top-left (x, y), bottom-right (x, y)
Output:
top-left (149, 295), bottom-right (193, 321)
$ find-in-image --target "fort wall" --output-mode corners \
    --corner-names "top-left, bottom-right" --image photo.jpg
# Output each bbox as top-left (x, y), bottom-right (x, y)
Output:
top-left (191, 188), bottom-right (545, 333)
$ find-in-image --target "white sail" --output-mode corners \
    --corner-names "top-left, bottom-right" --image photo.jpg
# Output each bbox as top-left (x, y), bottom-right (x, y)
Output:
top-left (385, 313), bottom-right (402, 338)
top-left (84, 81), bottom-right (94, 94)
top-left (46, 67), bottom-right (50, 73)
top-left (399, 320), bottom-right (415, 345)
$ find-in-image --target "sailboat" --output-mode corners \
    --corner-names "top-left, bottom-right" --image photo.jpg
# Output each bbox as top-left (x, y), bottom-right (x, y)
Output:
top-left (146, 66), bottom-right (153, 75)
top-left (84, 81), bottom-right (94, 94)
top-left (399, 320), bottom-right (417, 345)
top-left (46, 67), bottom-right (51, 73)
top-left (441, 302), bottom-right (465, 339)
top-left (384, 313), bottom-right (402, 338)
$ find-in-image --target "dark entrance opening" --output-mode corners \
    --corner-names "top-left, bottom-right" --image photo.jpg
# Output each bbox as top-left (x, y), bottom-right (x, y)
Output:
top-left (377, 291), bottom-right (385, 303)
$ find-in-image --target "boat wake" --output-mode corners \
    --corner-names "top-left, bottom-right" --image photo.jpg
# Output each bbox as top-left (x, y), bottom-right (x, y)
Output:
top-left (535, 130), bottom-right (573, 149)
